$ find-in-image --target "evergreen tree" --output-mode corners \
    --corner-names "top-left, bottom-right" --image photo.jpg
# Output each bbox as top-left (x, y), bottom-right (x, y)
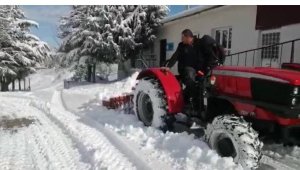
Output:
top-left (58, 5), bottom-right (168, 81)
top-left (0, 5), bottom-right (53, 91)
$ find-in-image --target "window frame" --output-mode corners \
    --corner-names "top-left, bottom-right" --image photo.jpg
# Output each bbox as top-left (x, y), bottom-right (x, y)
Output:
top-left (260, 29), bottom-right (281, 59)
top-left (212, 26), bottom-right (232, 55)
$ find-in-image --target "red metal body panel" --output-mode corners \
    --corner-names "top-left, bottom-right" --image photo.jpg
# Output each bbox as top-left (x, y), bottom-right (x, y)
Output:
top-left (233, 102), bottom-right (256, 113)
top-left (213, 66), bottom-right (300, 126)
top-left (214, 75), bottom-right (252, 98)
top-left (213, 66), bottom-right (300, 86)
top-left (282, 63), bottom-right (300, 71)
top-left (232, 101), bottom-right (300, 126)
top-left (255, 107), bottom-right (300, 126)
top-left (137, 68), bottom-right (184, 114)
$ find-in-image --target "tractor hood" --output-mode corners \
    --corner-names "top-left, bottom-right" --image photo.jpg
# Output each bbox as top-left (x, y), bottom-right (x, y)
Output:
top-left (213, 66), bottom-right (300, 86)
top-left (212, 66), bottom-right (300, 110)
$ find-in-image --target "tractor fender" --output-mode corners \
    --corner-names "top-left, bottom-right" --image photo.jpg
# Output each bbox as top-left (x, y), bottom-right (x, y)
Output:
top-left (137, 68), bottom-right (184, 114)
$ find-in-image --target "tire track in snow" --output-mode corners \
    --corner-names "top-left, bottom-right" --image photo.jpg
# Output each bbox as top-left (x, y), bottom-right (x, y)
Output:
top-left (0, 96), bottom-right (87, 170)
top-left (260, 155), bottom-right (297, 170)
top-left (74, 110), bottom-right (171, 170)
top-left (24, 128), bottom-right (45, 170)
top-left (0, 93), bottom-right (172, 169)
top-left (0, 105), bottom-right (33, 170)
top-left (59, 91), bottom-right (174, 170)
top-left (0, 132), bottom-right (15, 169)
top-left (9, 129), bottom-right (34, 170)
top-left (0, 130), bottom-right (34, 170)
top-left (31, 91), bottom-right (137, 170)
top-left (58, 90), bottom-right (174, 170)
top-left (27, 116), bottom-right (87, 170)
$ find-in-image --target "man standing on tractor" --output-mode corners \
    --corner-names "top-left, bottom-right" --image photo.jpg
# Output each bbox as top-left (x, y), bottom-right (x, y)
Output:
top-left (165, 29), bottom-right (225, 115)
top-left (134, 29), bottom-right (262, 169)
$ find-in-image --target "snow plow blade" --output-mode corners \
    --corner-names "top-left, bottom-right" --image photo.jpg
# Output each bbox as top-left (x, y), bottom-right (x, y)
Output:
top-left (102, 93), bottom-right (134, 113)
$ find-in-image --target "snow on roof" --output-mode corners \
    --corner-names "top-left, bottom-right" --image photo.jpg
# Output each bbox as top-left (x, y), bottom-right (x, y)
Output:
top-left (162, 5), bottom-right (222, 24)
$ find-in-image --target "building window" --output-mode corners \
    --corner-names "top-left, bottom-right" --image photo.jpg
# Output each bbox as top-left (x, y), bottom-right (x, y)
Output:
top-left (261, 32), bottom-right (280, 59)
top-left (213, 27), bottom-right (232, 55)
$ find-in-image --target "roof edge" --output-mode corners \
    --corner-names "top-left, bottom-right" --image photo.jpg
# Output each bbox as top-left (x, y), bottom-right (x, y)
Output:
top-left (162, 5), bottom-right (223, 24)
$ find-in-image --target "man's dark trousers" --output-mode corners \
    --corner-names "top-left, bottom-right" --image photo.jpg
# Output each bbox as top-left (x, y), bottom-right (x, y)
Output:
top-left (181, 67), bottom-right (204, 114)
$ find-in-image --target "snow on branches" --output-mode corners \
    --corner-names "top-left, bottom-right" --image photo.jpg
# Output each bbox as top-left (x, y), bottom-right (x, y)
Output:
top-left (58, 5), bottom-right (168, 67)
top-left (0, 5), bottom-right (53, 80)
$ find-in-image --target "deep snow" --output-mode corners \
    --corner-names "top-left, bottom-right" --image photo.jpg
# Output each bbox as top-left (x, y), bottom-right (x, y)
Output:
top-left (0, 68), bottom-right (300, 170)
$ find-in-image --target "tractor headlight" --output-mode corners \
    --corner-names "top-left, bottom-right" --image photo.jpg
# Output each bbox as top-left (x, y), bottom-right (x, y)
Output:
top-left (210, 76), bottom-right (216, 85)
top-left (294, 87), bottom-right (299, 95)
top-left (292, 98), bottom-right (297, 106)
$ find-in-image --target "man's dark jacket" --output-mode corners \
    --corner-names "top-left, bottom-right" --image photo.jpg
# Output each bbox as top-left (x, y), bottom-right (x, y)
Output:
top-left (166, 35), bottom-right (220, 74)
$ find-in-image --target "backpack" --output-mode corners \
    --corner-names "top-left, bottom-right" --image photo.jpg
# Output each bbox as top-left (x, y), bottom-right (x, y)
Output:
top-left (200, 35), bottom-right (226, 66)
top-left (213, 44), bottom-right (226, 65)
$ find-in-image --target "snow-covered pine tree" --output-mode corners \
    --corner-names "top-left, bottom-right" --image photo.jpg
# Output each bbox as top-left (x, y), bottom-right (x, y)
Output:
top-left (140, 6), bottom-right (169, 47)
top-left (58, 5), bottom-right (168, 81)
top-left (0, 5), bottom-right (53, 91)
top-left (58, 5), bottom-right (89, 67)
top-left (59, 5), bottom-right (120, 81)
top-left (0, 6), bottom-right (22, 90)
top-left (115, 5), bottom-right (168, 60)
top-left (0, 6), bottom-right (17, 82)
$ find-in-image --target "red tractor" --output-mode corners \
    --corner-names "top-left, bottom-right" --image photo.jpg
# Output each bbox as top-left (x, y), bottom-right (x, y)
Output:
top-left (282, 62), bottom-right (300, 71)
top-left (133, 65), bottom-right (300, 169)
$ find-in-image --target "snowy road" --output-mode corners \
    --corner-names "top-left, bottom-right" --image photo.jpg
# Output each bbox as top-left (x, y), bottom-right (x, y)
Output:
top-left (1, 69), bottom-right (300, 170)
top-left (31, 89), bottom-right (240, 170)
top-left (0, 92), bottom-right (238, 169)
top-left (0, 96), bottom-right (88, 170)
top-left (0, 93), bottom-right (170, 170)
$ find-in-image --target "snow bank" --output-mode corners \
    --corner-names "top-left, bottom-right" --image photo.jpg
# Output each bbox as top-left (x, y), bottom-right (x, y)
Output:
top-left (62, 71), bottom-right (139, 101)
top-left (74, 98), bottom-right (242, 170)
top-left (29, 68), bottom-right (73, 91)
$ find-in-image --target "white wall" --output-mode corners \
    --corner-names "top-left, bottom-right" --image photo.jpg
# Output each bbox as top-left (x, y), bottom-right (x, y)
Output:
top-left (150, 5), bottom-right (300, 73)
top-left (254, 24), bottom-right (300, 67)
top-left (154, 6), bottom-right (260, 74)
top-left (279, 23), bottom-right (300, 64)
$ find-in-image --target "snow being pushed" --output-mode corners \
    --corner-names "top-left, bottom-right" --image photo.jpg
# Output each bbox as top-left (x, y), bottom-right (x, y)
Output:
top-left (98, 71), bottom-right (140, 100)
top-left (63, 71), bottom-right (139, 99)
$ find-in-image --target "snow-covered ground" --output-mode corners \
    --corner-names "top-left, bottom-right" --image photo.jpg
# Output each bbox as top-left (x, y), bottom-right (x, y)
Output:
top-left (0, 68), bottom-right (300, 170)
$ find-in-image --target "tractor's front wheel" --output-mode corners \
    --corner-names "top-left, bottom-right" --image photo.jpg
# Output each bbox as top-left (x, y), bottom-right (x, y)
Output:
top-left (133, 78), bottom-right (168, 128)
top-left (205, 115), bottom-right (263, 169)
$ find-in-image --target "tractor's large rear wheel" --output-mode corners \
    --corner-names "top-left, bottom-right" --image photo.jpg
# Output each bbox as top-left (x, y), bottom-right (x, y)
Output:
top-left (133, 78), bottom-right (168, 128)
top-left (205, 115), bottom-right (263, 169)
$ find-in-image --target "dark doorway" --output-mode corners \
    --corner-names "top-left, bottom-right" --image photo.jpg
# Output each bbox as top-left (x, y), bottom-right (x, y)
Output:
top-left (160, 39), bottom-right (167, 66)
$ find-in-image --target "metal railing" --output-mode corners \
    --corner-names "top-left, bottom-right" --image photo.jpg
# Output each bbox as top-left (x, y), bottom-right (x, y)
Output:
top-left (225, 38), bottom-right (300, 67)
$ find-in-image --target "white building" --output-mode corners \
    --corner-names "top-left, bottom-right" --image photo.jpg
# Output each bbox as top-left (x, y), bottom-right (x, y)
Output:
top-left (141, 5), bottom-right (300, 74)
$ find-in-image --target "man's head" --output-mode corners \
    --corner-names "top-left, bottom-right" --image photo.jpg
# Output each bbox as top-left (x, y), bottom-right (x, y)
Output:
top-left (181, 29), bottom-right (194, 45)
